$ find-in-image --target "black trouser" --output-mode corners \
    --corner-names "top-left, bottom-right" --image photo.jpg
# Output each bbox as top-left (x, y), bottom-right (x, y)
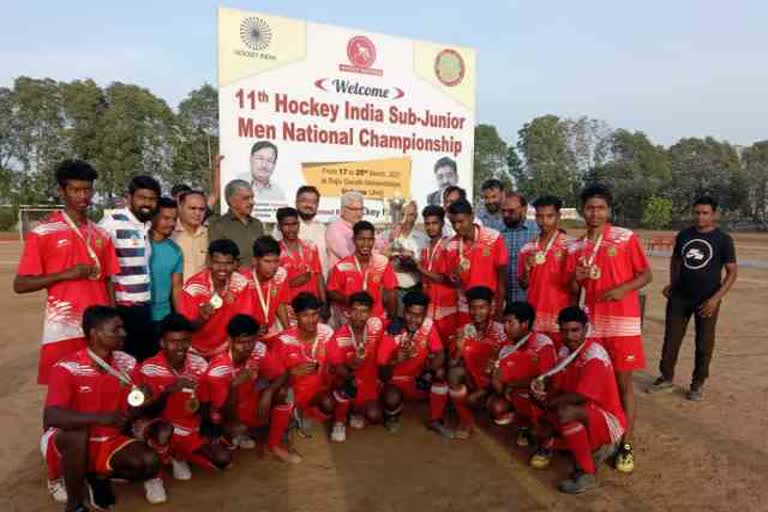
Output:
top-left (659, 295), bottom-right (720, 387)
top-left (116, 303), bottom-right (157, 362)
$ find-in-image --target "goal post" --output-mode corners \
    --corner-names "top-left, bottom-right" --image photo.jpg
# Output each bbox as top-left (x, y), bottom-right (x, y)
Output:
top-left (17, 205), bottom-right (63, 242)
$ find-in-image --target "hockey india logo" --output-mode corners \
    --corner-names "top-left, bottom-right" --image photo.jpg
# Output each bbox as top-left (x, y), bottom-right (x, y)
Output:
top-left (240, 17), bottom-right (273, 51)
top-left (434, 49), bottom-right (465, 87)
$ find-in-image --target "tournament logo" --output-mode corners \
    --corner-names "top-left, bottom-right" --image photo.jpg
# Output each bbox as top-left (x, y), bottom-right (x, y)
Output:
top-left (434, 49), bottom-right (465, 87)
top-left (240, 17), bottom-right (273, 51)
top-left (339, 35), bottom-right (383, 76)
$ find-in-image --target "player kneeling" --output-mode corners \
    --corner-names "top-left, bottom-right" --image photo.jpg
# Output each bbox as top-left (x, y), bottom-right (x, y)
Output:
top-left (273, 293), bottom-right (350, 445)
top-left (377, 291), bottom-right (449, 437)
top-left (447, 286), bottom-right (506, 439)
top-left (42, 306), bottom-right (166, 511)
top-left (327, 292), bottom-right (385, 441)
top-left (531, 307), bottom-right (626, 494)
top-left (489, 302), bottom-right (557, 465)
top-left (206, 315), bottom-right (297, 463)
top-left (135, 313), bottom-right (232, 482)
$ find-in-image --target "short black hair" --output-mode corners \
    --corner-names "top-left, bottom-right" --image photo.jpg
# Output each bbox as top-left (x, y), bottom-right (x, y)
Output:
top-left (348, 291), bottom-right (374, 309)
top-left (276, 207), bottom-right (299, 223)
top-left (580, 184), bottom-right (613, 208)
top-left (403, 290), bottom-right (430, 308)
top-left (55, 159), bottom-right (98, 188)
top-left (292, 292), bottom-right (322, 314)
top-left (466, 286), bottom-right (493, 303)
top-left (156, 196), bottom-right (177, 211)
top-left (532, 195), bottom-right (562, 211)
top-left (442, 186), bottom-right (466, 202)
top-left (481, 178), bottom-right (504, 192)
top-left (422, 205), bottom-right (445, 221)
top-left (503, 301), bottom-right (536, 327)
top-left (82, 305), bottom-right (121, 338)
top-left (208, 238), bottom-right (240, 259)
top-left (158, 313), bottom-right (194, 336)
top-left (447, 198), bottom-right (473, 216)
top-left (129, 175), bottom-right (161, 197)
top-left (296, 185), bottom-right (320, 200)
top-left (505, 191), bottom-right (528, 208)
top-left (178, 190), bottom-right (206, 204)
top-left (557, 306), bottom-right (589, 326)
top-left (251, 140), bottom-right (278, 160)
top-left (434, 156), bottom-right (457, 173)
top-left (693, 195), bottom-right (718, 211)
top-left (353, 220), bottom-right (375, 238)
top-left (171, 184), bottom-right (192, 196)
top-left (227, 314), bottom-right (260, 338)
top-left (252, 236), bottom-right (280, 258)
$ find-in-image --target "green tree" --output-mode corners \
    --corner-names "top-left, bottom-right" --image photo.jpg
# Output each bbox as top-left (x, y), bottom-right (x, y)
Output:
top-left (172, 84), bottom-right (219, 190)
top-left (472, 124), bottom-right (510, 199)
top-left (641, 195), bottom-right (673, 229)
top-left (742, 141), bottom-right (768, 222)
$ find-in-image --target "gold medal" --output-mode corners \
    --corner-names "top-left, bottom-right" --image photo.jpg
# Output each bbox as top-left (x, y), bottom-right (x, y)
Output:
top-left (589, 265), bottom-right (602, 280)
top-left (209, 293), bottom-right (224, 310)
top-left (184, 389), bottom-right (200, 413)
top-left (127, 386), bottom-right (146, 407)
top-left (534, 252), bottom-right (546, 265)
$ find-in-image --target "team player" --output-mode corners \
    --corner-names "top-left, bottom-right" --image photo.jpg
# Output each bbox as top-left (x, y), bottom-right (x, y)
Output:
top-left (518, 196), bottom-right (574, 344)
top-left (15, 159), bottom-right (120, 385)
top-left (248, 236), bottom-right (291, 339)
top-left (566, 184), bottom-right (651, 473)
top-left (326, 292), bottom-right (385, 441)
top-left (418, 205), bottom-right (459, 343)
top-left (327, 221), bottom-right (398, 321)
top-left (377, 291), bottom-right (448, 436)
top-left (445, 199), bottom-right (508, 322)
top-left (531, 307), bottom-right (626, 494)
top-left (489, 302), bottom-right (557, 460)
top-left (42, 306), bottom-right (164, 511)
top-left (178, 239), bottom-right (254, 359)
top-left (136, 314), bottom-right (232, 481)
top-left (205, 315), bottom-right (297, 463)
top-left (447, 286), bottom-right (506, 439)
top-left (276, 207), bottom-right (326, 307)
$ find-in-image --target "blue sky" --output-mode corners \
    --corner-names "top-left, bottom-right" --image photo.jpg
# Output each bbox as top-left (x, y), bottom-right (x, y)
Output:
top-left (2, 1), bottom-right (766, 147)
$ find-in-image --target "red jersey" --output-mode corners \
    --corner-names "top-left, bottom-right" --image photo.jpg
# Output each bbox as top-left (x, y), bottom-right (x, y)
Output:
top-left (420, 238), bottom-right (458, 322)
top-left (456, 321), bottom-right (506, 389)
top-left (446, 224), bottom-right (508, 292)
top-left (137, 352), bottom-right (209, 429)
top-left (178, 269), bottom-right (254, 358)
top-left (45, 349), bottom-right (137, 439)
top-left (557, 339), bottom-right (626, 435)
top-left (17, 211), bottom-right (120, 345)
top-left (518, 233), bottom-right (574, 334)
top-left (327, 254), bottom-right (397, 318)
top-left (279, 240), bottom-right (322, 301)
top-left (377, 317), bottom-right (443, 380)
top-left (496, 332), bottom-right (557, 383)
top-left (273, 324), bottom-right (335, 401)
top-left (248, 267), bottom-right (291, 336)
top-left (566, 225), bottom-right (649, 338)
top-left (327, 317), bottom-right (384, 387)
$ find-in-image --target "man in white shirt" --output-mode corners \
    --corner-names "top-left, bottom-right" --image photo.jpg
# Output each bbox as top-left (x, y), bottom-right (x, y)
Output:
top-left (273, 185), bottom-right (329, 275)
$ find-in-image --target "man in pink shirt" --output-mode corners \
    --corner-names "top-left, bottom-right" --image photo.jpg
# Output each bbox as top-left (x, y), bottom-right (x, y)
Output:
top-left (326, 191), bottom-right (365, 269)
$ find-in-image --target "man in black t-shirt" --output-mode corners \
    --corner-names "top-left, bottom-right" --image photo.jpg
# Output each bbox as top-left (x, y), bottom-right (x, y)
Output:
top-left (647, 196), bottom-right (738, 400)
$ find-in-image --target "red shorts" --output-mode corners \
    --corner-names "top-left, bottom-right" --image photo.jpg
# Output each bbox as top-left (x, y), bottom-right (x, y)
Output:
top-left (169, 424), bottom-right (207, 460)
top-left (389, 377), bottom-right (428, 401)
top-left (353, 378), bottom-right (379, 407)
top-left (434, 315), bottom-right (457, 346)
top-left (293, 383), bottom-right (329, 411)
top-left (235, 392), bottom-right (268, 428)
top-left (506, 390), bottom-right (543, 425)
top-left (598, 336), bottom-right (646, 372)
top-left (38, 338), bottom-right (86, 385)
top-left (42, 428), bottom-right (137, 476)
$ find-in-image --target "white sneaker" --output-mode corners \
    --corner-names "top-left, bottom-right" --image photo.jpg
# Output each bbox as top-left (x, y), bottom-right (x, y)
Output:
top-left (144, 477), bottom-right (167, 505)
top-left (171, 458), bottom-right (192, 480)
top-left (349, 414), bottom-right (366, 430)
top-left (47, 478), bottom-right (67, 503)
top-left (235, 435), bottom-right (256, 450)
top-left (331, 422), bottom-right (347, 442)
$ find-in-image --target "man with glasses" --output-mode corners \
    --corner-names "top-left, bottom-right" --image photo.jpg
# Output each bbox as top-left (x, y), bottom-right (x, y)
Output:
top-left (238, 140), bottom-right (286, 203)
top-left (326, 191), bottom-right (365, 269)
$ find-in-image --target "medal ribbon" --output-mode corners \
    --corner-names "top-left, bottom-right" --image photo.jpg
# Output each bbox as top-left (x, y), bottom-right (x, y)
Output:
top-left (353, 256), bottom-right (369, 291)
top-left (533, 339), bottom-right (587, 384)
top-left (350, 324), bottom-right (367, 357)
top-left (536, 232), bottom-right (560, 260)
top-left (252, 271), bottom-right (272, 322)
top-left (87, 348), bottom-right (134, 387)
top-left (61, 211), bottom-right (101, 276)
top-left (426, 238), bottom-right (443, 272)
top-left (208, 273), bottom-right (230, 304)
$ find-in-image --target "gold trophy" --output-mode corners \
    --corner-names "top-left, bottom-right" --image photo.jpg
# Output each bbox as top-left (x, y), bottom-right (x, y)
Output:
top-left (388, 194), bottom-right (406, 255)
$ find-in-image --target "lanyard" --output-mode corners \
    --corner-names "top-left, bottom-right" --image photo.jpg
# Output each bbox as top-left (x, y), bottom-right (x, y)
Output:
top-left (61, 211), bottom-right (101, 276)
top-left (350, 325), bottom-right (367, 356)
top-left (536, 232), bottom-right (560, 258)
top-left (585, 230), bottom-right (604, 267)
top-left (426, 239), bottom-right (443, 272)
top-left (252, 271), bottom-right (272, 320)
top-left (301, 333), bottom-right (321, 361)
top-left (87, 348), bottom-right (133, 387)
top-left (353, 256), bottom-right (369, 291)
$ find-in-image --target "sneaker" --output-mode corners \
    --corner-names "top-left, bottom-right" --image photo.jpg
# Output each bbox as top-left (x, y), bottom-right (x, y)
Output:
top-left (86, 474), bottom-right (115, 511)
top-left (143, 477), bottom-right (167, 505)
top-left (515, 427), bottom-right (532, 447)
top-left (687, 386), bottom-right (704, 401)
top-left (384, 416), bottom-right (401, 434)
top-left (349, 414), bottom-right (366, 430)
top-left (558, 470), bottom-right (599, 494)
top-left (331, 422), bottom-right (347, 443)
top-left (615, 443), bottom-right (635, 473)
top-left (646, 377), bottom-right (674, 394)
top-left (529, 447), bottom-right (553, 469)
top-left (171, 458), bottom-right (192, 481)
top-left (234, 434), bottom-right (256, 450)
top-left (47, 478), bottom-right (67, 503)
top-left (268, 446), bottom-right (303, 464)
top-left (427, 420), bottom-right (455, 439)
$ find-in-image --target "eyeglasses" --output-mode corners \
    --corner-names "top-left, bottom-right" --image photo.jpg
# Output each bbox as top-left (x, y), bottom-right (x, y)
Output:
top-left (252, 156), bottom-right (276, 165)
top-left (344, 205), bottom-right (363, 211)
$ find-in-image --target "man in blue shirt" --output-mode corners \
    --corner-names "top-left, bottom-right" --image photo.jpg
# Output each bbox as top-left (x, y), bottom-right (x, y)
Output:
top-left (149, 197), bottom-right (183, 324)
top-left (476, 178), bottom-right (505, 231)
top-left (500, 191), bottom-right (539, 304)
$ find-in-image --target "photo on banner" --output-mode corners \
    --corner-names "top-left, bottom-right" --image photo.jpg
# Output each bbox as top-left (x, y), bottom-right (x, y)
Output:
top-left (217, 7), bottom-right (476, 222)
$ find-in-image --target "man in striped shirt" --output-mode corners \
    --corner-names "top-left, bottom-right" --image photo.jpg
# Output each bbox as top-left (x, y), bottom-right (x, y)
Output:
top-left (99, 176), bottom-right (160, 361)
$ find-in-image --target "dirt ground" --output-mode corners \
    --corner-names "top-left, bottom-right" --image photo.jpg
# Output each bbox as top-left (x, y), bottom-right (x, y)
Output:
top-left (0, 232), bottom-right (766, 512)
